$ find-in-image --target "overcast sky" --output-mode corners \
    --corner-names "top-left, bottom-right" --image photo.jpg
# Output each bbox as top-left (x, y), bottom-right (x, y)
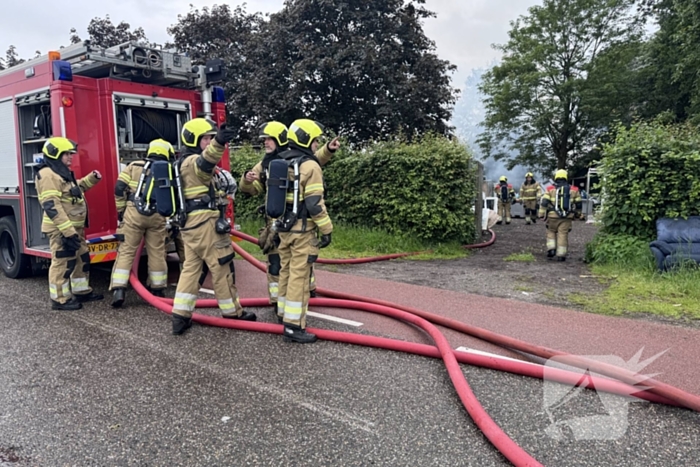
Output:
top-left (0, 0), bottom-right (540, 90)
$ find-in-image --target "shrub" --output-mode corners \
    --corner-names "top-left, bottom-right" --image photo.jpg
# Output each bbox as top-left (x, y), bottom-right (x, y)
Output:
top-left (599, 120), bottom-right (700, 239)
top-left (585, 232), bottom-right (653, 269)
top-left (231, 136), bottom-right (478, 243)
top-left (324, 135), bottom-right (477, 243)
top-left (229, 145), bottom-right (267, 221)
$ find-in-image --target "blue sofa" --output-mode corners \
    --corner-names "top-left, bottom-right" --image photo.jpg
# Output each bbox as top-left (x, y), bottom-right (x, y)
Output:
top-left (649, 216), bottom-right (700, 271)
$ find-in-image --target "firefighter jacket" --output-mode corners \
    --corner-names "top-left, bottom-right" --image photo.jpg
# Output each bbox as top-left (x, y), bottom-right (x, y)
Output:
top-left (36, 167), bottom-right (99, 237)
top-left (179, 139), bottom-right (227, 229)
top-left (240, 143), bottom-right (335, 196)
top-left (282, 149), bottom-right (333, 236)
top-left (538, 184), bottom-right (582, 219)
top-left (496, 182), bottom-right (516, 203)
top-left (519, 181), bottom-right (542, 202)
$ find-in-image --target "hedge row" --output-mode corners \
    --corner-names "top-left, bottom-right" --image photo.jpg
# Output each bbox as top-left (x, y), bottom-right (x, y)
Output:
top-left (230, 135), bottom-right (478, 243)
top-left (599, 120), bottom-right (700, 239)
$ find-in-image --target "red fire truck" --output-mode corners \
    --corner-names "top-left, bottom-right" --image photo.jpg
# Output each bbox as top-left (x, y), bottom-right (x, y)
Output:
top-left (0, 40), bottom-right (230, 278)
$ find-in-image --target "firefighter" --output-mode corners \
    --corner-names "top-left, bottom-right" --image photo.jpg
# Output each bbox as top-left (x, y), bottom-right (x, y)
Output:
top-left (239, 121), bottom-right (339, 316)
top-left (519, 172), bottom-right (542, 225)
top-left (496, 176), bottom-right (516, 224)
top-left (271, 119), bottom-right (333, 344)
top-left (538, 169), bottom-right (583, 261)
top-left (110, 139), bottom-right (174, 307)
top-left (171, 118), bottom-right (256, 335)
top-left (35, 137), bottom-right (103, 310)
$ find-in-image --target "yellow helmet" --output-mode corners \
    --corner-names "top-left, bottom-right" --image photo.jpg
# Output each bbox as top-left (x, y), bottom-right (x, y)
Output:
top-left (499, 176), bottom-right (507, 182)
top-left (258, 121), bottom-right (288, 148)
top-left (42, 137), bottom-right (77, 160)
top-left (288, 119), bottom-right (325, 149)
top-left (526, 172), bottom-right (534, 178)
top-left (554, 169), bottom-right (568, 181)
top-left (147, 138), bottom-right (175, 160)
top-left (181, 118), bottom-right (218, 148)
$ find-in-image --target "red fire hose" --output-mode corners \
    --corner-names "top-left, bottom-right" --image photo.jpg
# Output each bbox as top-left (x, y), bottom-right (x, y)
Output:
top-left (230, 229), bottom-right (496, 263)
top-left (129, 225), bottom-right (698, 466)
top-left (227, 238), bottom-right (700, 413)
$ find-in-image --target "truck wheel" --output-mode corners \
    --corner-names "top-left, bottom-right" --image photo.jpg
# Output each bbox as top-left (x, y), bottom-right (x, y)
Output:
top-left (0, 217), bottom-right (32, 279)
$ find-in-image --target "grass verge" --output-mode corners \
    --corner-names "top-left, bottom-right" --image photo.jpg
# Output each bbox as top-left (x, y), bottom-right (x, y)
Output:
top-left (234, 218), bottom-right (467, 261)
top-left (570, 264), bottom-right (700, 321)
top-left (504, 252), bottom-right (535, 262)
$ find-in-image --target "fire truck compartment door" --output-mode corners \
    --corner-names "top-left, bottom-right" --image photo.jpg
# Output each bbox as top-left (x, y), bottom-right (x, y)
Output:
top-left (0, 98), bottom-right (19, 192)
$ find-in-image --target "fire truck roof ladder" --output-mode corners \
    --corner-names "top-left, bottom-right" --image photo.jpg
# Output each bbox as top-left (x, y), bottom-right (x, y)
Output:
top-left (58, 41), bottom-right (196, 87)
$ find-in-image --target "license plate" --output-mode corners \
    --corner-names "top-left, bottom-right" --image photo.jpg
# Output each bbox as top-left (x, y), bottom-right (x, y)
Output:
top-left (89, 241), bottom-right (119, 254)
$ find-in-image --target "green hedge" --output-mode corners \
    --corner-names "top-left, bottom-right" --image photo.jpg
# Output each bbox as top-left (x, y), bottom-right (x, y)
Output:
top-left (585, 232), bottom-right (653, 269)
top-left (599, 120), bottom-right (700, 239)
top-left (324, 135), bottom-right (477, 243)
top-left (231, 136), bottom-right (478, 243)
top-left (229, 145), bottom-right (266, 221)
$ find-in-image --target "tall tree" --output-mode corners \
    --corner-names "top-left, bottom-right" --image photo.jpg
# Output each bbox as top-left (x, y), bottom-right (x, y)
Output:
top-left (478, 0), bottom-right (640, 173)
top-left (5, 45), bottom-right (24, 68)
top-left (629, 0), bottom-right (692, 122)
top-left (168, 0), bottom-right (459, 143)
top-left (167, 4), bottom-right (264, 140)
top-left (69, 15), bottom-right (148, 48)
top-left (256, 0), bottom-right (458, 143)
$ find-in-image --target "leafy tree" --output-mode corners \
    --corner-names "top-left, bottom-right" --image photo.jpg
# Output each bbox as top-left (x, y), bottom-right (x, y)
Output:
top-left (167, 4), bottom-right (264, 140)
top-left (629, 0), bottom-right (693, 122)
top-left (478, 0), bottom-right (640, 173)
top-left (168, 0), bottom-right (459, 143)
top-left (256, 0), bottom-right (458, 143)
top-left (69, 15), bottom-right (148, 48)
top-left (5, 45), bottom-right (24, 68)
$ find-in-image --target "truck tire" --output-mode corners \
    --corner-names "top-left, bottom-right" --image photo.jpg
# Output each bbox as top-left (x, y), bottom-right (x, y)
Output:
top-left (0, 217), bottom-right (32, 279)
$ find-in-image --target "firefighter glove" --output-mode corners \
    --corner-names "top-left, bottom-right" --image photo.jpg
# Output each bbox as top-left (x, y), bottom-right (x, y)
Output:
top-left (62, 234), bottom-right (81, 252)
top-left (215, 124), bottom-right (237, 145)
top-left (319, 233), bottom-right (332, 249)
top-left (259, 225), bottom-right (278, 254)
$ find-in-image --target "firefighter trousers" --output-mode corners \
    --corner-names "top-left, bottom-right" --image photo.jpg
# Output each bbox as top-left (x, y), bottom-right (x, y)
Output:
top-left (47, 228), bottom-right (92, 304)
top-left (277, 230), bottom-right (319, 328)
top-left (523, 200), bottom-right (538, 224)
top-left (110, 207), bottom-right (167, 291)
top-left (498, 200), bottom-right (512, 223)
top-left (172, 216), bottom-right (243, 319)
top-left (546, 216), bottom-right (572, 257)
top-left (266, 248), bottom-right (316, 304)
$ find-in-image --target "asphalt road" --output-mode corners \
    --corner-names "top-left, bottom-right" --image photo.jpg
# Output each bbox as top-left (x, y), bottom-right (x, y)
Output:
top-left (0, 267), bottom-right (698, 466)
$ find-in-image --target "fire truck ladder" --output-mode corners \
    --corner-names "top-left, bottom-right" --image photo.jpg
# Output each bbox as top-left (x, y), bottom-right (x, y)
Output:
top-left (58, 41), bottom-right (197, 87)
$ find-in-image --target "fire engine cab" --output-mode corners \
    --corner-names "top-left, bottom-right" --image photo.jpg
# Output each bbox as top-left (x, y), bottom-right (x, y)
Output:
top-left (0, 40), bottom-right (229, 278)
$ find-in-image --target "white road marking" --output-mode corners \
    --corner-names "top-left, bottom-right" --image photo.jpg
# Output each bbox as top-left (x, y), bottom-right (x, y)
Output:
top-left (200, 288), bottom-right (363, 327)
top-left (307, 311), bottom-right (363, 327)
top-left (455, 346), bottom-right (540, 366)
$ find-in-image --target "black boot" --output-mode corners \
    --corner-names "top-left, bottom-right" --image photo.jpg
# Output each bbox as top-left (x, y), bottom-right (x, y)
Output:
top-left (547, 249), bottom-right (556, 258)
top-left (51, 297), bottom-right (82, 311)
top-left (273, 304), bottom-right (283, 323)
top-left (532, 216), bottom-right (537, 224)
top-left (111, 288), bottom-right (125, 308)
top-left (151, 288), bottom-right (165, 298)
top-left (283, 324), bottom-right (317, 344)
top-left (172, 314), bottom-right (193, 335)
top-left (557, 256), bottom-right (566, 262)
top-left (222, 310), bottom-right (257, 321)
top-left (75, 291), bottom-right (104, 303)
top-left (309, 289), bottom-right (317, 298)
